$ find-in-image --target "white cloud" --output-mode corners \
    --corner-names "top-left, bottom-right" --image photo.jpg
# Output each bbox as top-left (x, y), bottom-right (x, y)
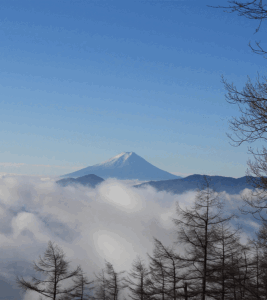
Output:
top-left (0, 162), bottom-right (84, 169)
top-left (0, 163), bottom-right (86, 179)
top-left (0, 175), bottom-right (258, 299)
top-left (170, 171), bottom-right (193, 177)
top-left (0, 162), bottom-right (25, 167)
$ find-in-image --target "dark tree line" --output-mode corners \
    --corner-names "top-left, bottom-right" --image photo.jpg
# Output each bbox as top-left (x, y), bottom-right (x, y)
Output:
top-left (17, 178), bottom-right (267, 300)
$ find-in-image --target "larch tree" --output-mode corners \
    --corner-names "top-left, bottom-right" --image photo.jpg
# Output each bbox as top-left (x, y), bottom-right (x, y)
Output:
top-left (105, 261), bottom-right (127, 300)
top-left (16, 241), bottom-right (81, 300)
top-left (94, 269), bottom-right (110, 300)
top-left (125, 256), bottom-right (151, 300)
top-left (147, 253), bottom-right (168, 300)
top-left (95, 261), bottom-right (126, 300)
top-left (68, 268), bottom-right (95, 300)
top-left (211, 222), bottom-right (242, 300)
top-left (148, 238), bottom-right (187, 300)
top-left (172, 177), bottom-right (235, 300)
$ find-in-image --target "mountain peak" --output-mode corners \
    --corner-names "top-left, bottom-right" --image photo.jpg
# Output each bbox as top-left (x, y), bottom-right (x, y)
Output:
top-left (61, 152), bottom-right (181, 181)
top-left (96, 152), bottom-right (138, 168)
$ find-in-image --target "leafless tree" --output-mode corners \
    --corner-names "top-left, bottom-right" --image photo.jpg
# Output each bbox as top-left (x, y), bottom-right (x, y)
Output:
top-left (147, 253), bottom-right (167, 300)
top-left (173, 177), bottom-right (235, 300)
top-left (95, 261), bottom-right (126, 300)
top-left (248, 225), bottom-right (267, 298)
top-left (231, 246), bottom-right (253, 299)
top-left (94, 269), bottom-right (110, 300)
top-left (105, 261), bottom-right (127, 300)
top-left (210, 223), bottom-right (242, 300)
top-left (210, 1), bottom-right (267, 220)
top-left (258, 250), bottom-right (267, 297)
top-left (125, 256), bottom-right (152, 300)
top-left (212, 1), bottom-right (267, 54)
top-left (16, 241), bottom-right (81, 300)
top-left (68, 268), bottom-right (94, 300)
top-left (222, 74), bottom-right (267, 214)
top-left (147, 238), bottom-right (187, 300)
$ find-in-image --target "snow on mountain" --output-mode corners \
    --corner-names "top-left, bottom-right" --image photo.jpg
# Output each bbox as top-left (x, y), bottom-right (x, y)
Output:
top-left (61, 152), bottom-right (181, 180)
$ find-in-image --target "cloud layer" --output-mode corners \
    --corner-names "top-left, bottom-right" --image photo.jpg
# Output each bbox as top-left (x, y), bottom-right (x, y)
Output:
top-left (0, 175), bottom-right (258, 299)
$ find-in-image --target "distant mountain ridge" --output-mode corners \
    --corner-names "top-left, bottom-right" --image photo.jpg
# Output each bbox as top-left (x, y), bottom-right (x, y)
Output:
top-left (57, 172), bottom-right (256, 196)
top-left (135, 174), bottom-right (256, 195)
top-left (57, 174), bottom-right (104, 188)
top-left (61, 152), bottom-right (181, 181)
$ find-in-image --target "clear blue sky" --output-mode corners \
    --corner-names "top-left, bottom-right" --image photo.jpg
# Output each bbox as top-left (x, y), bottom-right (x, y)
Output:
top-left (0, 0), bottom-right (266, 177)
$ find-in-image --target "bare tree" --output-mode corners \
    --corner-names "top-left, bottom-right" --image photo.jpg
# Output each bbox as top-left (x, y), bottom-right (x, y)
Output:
top-left (233, 246), bottom-right (252, 299)
top-left (105, 261), bottom-right (127, 300)
top-left (95, 261), bottom-right (126, 300)
top-left (147, 253), bottom-right (167, 300)
top-left (258, 249), bottom-right (267, 297)
top-left (212, 1), bottom-right (267, 54)
top-left (256, 221), bottom-right (267, 248)
top-left (68, 268), bottom-right (94, 300)
top-left (94, 269), bottom-right (110, 300)
top-left (16, 241), bottom-right (81, 300)
top-left (125, 256), bottom-right (152, 300)
top-left (173, 177), bottom-right (235, 300)
top-left (248, 225), bottom-right (267, 298)
top-left (148, 238), bottom-right (187, 300)
top-left (222, 74), bottom-right (267, 216)
top-left (210, 1), bottom-right (267, 220)
top-left (211, 222), bottom-right (242, 300)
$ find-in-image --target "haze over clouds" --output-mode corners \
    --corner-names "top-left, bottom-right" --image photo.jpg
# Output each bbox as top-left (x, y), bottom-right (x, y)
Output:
top-left (0, 175), bottom-right (257, 299)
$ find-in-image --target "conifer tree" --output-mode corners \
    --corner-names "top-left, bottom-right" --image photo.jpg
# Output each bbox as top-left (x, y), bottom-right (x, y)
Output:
top-left (68, 269), bottom-right (94, 300)
top-left (126, 256), bottom-right (151, 300)
top-left (148, 238), bottom-right (187, 300)
top-left (16, 241), bottom-right (81, 300)
top-left (95, 261), bottom-right (126, 300)
top-left (211, 223), bottom-right (242, 300)
top-left (147, 254), bottom-right (167, 300)
top-left (173, 177), bottom-right (235, 300)
top-left (94, 269), bottom-right (110, 300)
top-left (105, 261), bottom-right (127, 300)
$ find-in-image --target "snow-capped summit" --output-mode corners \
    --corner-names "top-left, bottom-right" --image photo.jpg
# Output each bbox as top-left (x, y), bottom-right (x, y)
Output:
top-left (96, 152), bottom-right (135, 167)
top-left (61, 152), bottom-right (181, 181)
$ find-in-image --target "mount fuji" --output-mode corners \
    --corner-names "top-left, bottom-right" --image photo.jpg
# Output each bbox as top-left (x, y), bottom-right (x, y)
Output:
top-left (61, 152), bottom-right (181, 181)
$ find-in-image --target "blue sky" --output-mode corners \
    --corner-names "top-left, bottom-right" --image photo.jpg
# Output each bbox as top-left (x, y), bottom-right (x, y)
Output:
top-left (0, 0), bottom-right (266, 177)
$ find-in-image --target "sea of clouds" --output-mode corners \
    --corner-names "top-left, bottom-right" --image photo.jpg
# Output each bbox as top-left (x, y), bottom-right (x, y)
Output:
top-left (0, 175), bottom-right (259, 299)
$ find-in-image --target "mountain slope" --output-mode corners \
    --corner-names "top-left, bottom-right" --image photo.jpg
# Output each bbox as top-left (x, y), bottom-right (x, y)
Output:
top-left (135, 174), bottom-right (255, 195)
top-left (61, 152), bottom-right (181, 181)
top-left (57, 174), bottom-right (104, 188)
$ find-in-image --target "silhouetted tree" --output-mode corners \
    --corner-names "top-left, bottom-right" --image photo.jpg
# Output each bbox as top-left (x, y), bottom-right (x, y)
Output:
top-left (173, 177), bottom-right (235, 300)
top-left (258, 249), bottom-right (267, 297)
top-left (16, 241), bottom-right (81, 300)
top-left (126, 256), bottom-right (151, 300)
top-left (211, 1), bottom-right (267, 220)
top-left (147, 253), bottom-right (167, 300)
top-left (95, 261), bottom-right (126, 300)
top-left (94, 269), bottom-right (110, 300)
top-left (222, 74), bottom-right (267, 221)
top-left (68, 268), bottom-right (94, 300)
top-left (213, 1), bottom-right (267, 50)
top-left (148, 238), bottom-right (187, 300)
top-left (246, 226), bottom-right (267, 298)
top-left (211, 223), bottom-right (242, 300)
